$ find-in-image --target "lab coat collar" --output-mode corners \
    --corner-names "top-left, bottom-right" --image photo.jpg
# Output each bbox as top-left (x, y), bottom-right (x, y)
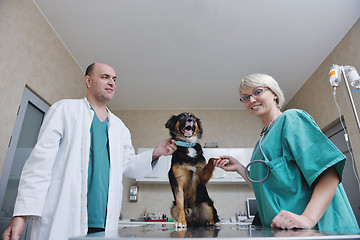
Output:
top-left (83, 97), bottom-right (114, 123)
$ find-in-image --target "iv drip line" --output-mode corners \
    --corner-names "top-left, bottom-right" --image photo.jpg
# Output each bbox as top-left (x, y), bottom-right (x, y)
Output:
top-left (330, 64), bottom-right (360, 133)
top-left (340, 66), bottom-right (360, 133)
top-left (333, 85), bottom-right (360, 192)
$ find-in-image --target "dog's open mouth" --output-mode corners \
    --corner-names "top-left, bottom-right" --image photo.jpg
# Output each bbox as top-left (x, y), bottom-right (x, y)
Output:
top-left (181, 122), bottom-right (194, 137)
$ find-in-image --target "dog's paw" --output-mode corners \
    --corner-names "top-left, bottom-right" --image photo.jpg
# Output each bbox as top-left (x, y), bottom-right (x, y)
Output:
top-left (175, 221), bottom-right (187, 229)
top-left (206, 219), bottom-right (215, 226)
top-left (208, 158), bottom-right (219, 165)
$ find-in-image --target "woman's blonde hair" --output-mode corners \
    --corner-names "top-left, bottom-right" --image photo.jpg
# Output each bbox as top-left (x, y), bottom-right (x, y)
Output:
top-left (239, 73), bottom-right (285, 109)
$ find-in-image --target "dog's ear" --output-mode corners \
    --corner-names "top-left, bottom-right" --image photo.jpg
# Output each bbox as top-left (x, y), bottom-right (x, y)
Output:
top-left (165, 115), bottom-right (177, 129)
top-left (195, 117), bottom-right (203, 138)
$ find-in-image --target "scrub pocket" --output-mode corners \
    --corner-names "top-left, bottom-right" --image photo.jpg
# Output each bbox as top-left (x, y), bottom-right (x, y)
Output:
top-left (265, 156), bottom-right (293, 190)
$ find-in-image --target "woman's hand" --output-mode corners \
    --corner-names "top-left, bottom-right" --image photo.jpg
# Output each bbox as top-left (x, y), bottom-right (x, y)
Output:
top-left (214, 155), bottom-right (252, 187)
top-left (271, 167), bottom-right (339, 230)
top-left (213, 155), bottom-right (241, 172)
top-left (271, 210), bottom-right (315, 230)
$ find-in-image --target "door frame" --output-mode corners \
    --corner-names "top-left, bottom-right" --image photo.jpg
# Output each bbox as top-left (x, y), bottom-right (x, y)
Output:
top-left (0, 87), bottom-right (49, 209)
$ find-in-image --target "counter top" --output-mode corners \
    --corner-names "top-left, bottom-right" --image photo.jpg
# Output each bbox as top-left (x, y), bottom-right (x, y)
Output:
top-left (70, 223), bottom-right (360, 240)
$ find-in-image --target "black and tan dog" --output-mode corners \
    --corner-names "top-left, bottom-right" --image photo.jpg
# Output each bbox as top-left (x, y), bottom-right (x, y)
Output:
top-left (165, 112), bottom-right (219, 228)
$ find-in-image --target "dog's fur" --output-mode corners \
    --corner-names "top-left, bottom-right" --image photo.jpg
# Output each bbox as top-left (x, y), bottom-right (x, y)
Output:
top-left (165, 112), bottom-right (219, 228)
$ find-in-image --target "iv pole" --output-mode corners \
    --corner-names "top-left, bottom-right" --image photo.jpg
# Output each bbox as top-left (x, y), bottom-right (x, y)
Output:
top-left (340, 66), bottom-right (360, 133)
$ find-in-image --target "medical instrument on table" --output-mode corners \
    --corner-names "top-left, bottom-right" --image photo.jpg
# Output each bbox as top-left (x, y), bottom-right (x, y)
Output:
top-left (244, 113), bottom-right (279, 183)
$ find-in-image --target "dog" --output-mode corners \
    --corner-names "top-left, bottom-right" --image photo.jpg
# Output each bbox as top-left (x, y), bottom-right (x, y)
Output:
top-left (165, 112), bottom-right (219, 228)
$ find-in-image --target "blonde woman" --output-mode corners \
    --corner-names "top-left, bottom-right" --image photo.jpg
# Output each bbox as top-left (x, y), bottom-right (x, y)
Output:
top-left (215, 73), bottom-right (359, 232)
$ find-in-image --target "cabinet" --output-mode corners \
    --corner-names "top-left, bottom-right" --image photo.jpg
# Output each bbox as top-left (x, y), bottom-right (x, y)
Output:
top-left (136, 148), bottom-right (171, 183)
top-left (136, 148), bottom-right (253, 184)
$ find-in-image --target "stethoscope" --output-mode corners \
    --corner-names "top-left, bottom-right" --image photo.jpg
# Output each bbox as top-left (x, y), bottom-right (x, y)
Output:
top-left (244, 113), bottom-right (280, 183)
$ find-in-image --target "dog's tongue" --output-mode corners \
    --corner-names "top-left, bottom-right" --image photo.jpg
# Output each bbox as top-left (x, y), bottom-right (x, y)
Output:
top-left (183, 129), bottom-right (193, 136)
top-left (182, 122), bottom-right (194, 137)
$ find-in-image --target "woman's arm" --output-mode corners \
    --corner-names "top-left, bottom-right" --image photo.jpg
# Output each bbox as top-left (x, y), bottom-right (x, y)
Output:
top-left (271, 166), bottom-right (340, 229)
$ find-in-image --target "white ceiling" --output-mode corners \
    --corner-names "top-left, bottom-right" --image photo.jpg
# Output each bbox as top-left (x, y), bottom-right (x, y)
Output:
top-left (33, 0), bottom-right (360, 110)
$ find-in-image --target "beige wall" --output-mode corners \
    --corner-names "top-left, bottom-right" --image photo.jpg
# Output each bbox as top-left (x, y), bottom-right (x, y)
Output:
top-left (0, 0), bottom-right (86, 174)
top-left (285, 18), bottom-right (360, 175)
top-left (114, 110), bottom-right (262, 149)
top-left (113, 109), bottom-right (262, 220)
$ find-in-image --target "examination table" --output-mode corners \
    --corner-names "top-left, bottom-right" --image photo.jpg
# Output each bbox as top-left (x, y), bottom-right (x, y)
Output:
top-left (69, 222), bottom-right (360, 240)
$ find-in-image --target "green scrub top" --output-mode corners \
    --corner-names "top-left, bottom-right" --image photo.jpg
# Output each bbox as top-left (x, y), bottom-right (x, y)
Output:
top-left (87, 108), bottom-right (110, 229)
top-left (250, 109), bottom-right (359, 233)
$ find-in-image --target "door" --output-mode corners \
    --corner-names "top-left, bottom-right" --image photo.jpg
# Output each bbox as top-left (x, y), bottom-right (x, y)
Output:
top-left (325, 121), bottom-right (360, 225)
top-left (0, 87), bottom-right (49, 239)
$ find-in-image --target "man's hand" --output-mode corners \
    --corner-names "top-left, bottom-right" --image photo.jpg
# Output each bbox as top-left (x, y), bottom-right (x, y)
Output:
top-left (152, 138), bottom-right (177, 161)
top-left (2, 216), bottom-right (27, 240)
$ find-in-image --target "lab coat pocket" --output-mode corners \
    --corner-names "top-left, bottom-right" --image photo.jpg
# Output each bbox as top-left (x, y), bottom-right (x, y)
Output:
top-left (266, 156), bottom-right (292, 190)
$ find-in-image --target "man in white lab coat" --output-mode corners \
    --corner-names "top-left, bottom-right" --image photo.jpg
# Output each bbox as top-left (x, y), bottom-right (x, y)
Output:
top-left (2, 63), bottom-right (177, 240)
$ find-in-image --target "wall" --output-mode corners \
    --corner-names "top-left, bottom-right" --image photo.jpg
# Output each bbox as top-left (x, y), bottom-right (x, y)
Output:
top-left (284, 18), bottom-right (360, 175)
top-left (0, 0), bottom-right (86, 174)
top-left (113, 109), bottom-right (262, 220)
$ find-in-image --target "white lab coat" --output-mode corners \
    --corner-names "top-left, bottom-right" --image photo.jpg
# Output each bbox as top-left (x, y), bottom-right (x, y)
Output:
top-left (13, 98), bottom-right (154, 240)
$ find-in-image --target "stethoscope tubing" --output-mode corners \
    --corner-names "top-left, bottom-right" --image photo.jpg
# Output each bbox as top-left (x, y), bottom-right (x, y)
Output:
top-left (244, 112), bottom-right (280, 183)
top-left (245, 160), bottom-right (270, 183)
top-left (245, 131), bottom-right (270, 183)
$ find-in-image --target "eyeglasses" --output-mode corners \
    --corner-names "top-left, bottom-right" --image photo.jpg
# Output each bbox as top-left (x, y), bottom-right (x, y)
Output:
top-left (239, 88), bottom-right (269, 103)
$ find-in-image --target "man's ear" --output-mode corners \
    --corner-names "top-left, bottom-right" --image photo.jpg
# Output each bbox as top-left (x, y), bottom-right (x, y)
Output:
top-left (85, 75), bottom-right (91, 88)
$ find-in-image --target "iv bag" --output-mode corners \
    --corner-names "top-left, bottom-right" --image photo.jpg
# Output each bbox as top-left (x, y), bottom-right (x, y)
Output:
top-left (329, 65), bottom-right (341, 87)
top-left (345, 66), bottom-right (360, 91)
